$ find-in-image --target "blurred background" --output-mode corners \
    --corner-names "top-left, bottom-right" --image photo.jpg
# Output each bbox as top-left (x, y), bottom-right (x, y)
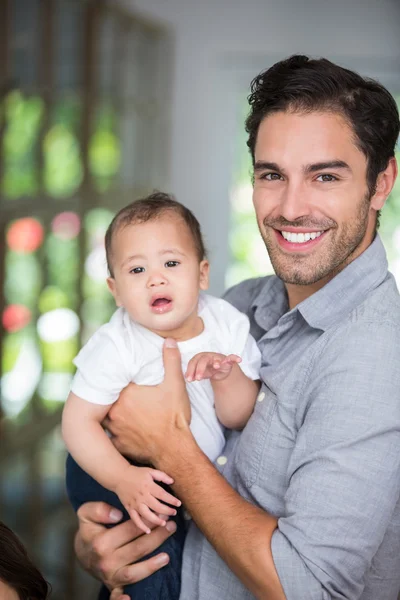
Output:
top-left (0, 0), bottom-right (399, 598)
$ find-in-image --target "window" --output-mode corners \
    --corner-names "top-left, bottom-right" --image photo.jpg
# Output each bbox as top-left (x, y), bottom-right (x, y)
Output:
top-left (0, 1), bottom-right (171, 596)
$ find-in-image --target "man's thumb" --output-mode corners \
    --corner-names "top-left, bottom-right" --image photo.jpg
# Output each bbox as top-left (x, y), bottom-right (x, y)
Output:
top-left (163, 338), bottom-right (185, 386)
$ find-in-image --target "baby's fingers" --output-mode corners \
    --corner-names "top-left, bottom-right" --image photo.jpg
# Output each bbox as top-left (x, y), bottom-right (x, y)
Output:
top-left (150, 469), bottom-right (174, 485)
top-left (223, 354), bottom-right (242, 365)
top-left (138, 504), bottom-right (167, 527)
top-left (146, 496), bottom-right (177, 517)
top-left (130, 509), bottom-right (151, 535)
top-left (185, 358), bottom-right (198, 381)
top-left (152, 484), bottom-right (182, 508)
top-left (193, 355), bottom-right (213, 380)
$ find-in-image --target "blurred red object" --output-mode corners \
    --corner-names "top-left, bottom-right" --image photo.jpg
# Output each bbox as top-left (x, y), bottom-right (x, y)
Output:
top-left (7, 218), bottom-right (44, 253)
top-left (2, 304), bottom-right (32, 332)
top-left (52, 212), bottom-right (81, 240)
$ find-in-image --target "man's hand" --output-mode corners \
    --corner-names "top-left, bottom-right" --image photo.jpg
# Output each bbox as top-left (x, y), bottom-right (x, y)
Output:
top-left (186, 352), bottom-right (242, 382)
top-left (74, 501), bottom-right (177, 599)
top-left (104, 338), bottom-right (193, 465)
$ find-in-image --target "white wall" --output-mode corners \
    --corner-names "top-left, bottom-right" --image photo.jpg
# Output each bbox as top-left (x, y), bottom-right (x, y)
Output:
top-left (122, 0), bottom-right (400, 294)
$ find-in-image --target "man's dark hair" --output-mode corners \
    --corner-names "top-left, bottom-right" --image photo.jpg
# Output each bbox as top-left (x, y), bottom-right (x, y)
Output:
top-left (0, 521), bottom-right (50, 599)
top-left (105, 191), bottom-right (207, 277)
top-left (246, 54), bottom-right (399, 201)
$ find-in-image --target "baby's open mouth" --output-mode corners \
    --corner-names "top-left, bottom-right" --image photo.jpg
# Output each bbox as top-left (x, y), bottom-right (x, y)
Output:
top-left (151, 297), bottom-right (172, 307)
top-left (150, 295), bottom-right (173, 314)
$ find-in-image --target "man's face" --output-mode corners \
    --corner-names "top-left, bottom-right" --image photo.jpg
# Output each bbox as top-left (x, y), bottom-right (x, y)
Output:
top-left (252, 110), bottom-right (379, 287)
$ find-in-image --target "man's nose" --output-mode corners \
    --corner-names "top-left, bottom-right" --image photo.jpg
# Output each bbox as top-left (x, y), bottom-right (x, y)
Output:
top-left (279, 181), bottom-right (310, 223)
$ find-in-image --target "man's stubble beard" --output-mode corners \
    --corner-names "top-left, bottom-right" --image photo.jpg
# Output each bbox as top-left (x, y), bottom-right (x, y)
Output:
top-left (259, 193), bottom-right (372, 286)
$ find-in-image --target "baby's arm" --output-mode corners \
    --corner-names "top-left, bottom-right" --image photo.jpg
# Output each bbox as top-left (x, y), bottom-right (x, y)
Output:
top-left (62, 392), bottom-right (181, 533)
top-left (186, 353), bottom-right (260, 430)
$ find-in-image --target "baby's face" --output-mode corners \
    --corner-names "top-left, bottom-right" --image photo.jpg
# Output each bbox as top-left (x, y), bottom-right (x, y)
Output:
top-left (107, 215), bottom-right (209, 339)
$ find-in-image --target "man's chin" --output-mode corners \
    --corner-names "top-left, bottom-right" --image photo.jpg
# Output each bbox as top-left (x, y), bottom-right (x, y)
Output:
top-left (271, 258), bottom-right (330, 287)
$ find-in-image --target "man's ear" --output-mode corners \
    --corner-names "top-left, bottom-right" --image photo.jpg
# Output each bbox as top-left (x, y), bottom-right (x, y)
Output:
top-left (107, 277), bottom-right (122, 306)
top-left (199, 260), bottom-right (210, 291)
top-left (371, 156), bottom-right (398, 212)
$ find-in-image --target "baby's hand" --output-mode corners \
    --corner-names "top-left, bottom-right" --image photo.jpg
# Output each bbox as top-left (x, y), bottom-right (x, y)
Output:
top-left (186, 352), bottom-right (242, 382)
top-left (115, 465), bottom-right (181, 534)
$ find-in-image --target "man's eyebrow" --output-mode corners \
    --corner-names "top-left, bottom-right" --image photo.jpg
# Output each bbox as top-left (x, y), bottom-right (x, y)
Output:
top-left (304, 160), bottom-right (352, 174)
top-left (253, 160), bottom-right (352, 175)
top-left (254, 161), bottom-right (283, 173)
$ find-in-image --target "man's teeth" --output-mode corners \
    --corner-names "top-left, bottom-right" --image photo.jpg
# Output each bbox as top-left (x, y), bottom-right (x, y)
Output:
top-left (281, 231), bottom-right (323, 243)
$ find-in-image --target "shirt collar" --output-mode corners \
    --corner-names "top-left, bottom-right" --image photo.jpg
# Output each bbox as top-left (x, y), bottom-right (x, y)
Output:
top-left (251, 234), bottom-right (388, 333)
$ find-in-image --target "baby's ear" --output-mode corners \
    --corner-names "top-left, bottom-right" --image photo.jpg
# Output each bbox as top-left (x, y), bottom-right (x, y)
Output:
top-left (199, 260), bottom-right (210, 291)
top-left (107, 277), bottom-right (122, 306)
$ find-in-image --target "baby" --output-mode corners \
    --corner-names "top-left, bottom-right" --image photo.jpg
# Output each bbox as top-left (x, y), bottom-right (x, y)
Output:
top-left (63, 192), bottom-right (261, 600)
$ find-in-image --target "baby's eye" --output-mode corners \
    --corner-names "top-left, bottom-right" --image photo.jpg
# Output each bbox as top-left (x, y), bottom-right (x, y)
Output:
top-left (130, 267), bottom-right (145, 274)
top-left (165, 260), bottom-right (180, 268)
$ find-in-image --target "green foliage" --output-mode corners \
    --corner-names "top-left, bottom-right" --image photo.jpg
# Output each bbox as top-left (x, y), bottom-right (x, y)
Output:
top-left (2, 92), bottom-right (43, 198)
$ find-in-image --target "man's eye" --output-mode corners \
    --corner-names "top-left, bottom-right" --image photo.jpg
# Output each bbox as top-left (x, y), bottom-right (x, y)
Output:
top-left (165, 261), bottom-right (179, 268)
top-left (262, 173), bottom-right (282, 181)
top-left (316, 174), bottom-right (337, 182)
top-left (130, 267), bottom-right (145, 274)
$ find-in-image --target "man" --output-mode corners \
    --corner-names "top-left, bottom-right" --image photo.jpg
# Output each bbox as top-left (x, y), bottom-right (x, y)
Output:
top-left (72, 55), bottom-right (400, 599)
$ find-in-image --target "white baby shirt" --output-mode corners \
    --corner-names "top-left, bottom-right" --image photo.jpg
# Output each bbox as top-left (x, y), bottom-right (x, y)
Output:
top-left (71, 293), bottom-right (261, 463)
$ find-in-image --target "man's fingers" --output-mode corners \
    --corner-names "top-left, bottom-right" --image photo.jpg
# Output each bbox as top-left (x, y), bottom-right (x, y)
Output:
top-left (162, 338), bottom-right (186, 387)
top-left (77, 501), bottom-right (123, 526)
top-left (109, 589), bottom-right (128, 600)
top-left (115, 551), bottom-right (170, 587)
top-left (99, 518), bottom-right (150, 550)
top-left (111, 521), bottom-right (176, 572)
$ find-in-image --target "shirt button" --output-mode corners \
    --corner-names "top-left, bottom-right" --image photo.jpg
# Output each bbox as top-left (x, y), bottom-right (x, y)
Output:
top-left (257, 391), bottom-right (265, 402)
top-left (183, 509), bottom-right (192, 521)
top-left (216, 455), bottom-right (227, 466)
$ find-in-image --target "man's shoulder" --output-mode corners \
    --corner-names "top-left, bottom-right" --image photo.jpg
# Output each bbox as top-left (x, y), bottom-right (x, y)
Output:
top-left (320, 274), bottom-right (400, 363)
top-left (349, 272), bottom-right (400, 330)
top-left (223, 275), bottom-right (275, 314)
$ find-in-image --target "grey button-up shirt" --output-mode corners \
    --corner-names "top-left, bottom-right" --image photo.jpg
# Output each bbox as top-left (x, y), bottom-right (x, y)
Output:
top-left (181, 235), bottom-right (400, 600)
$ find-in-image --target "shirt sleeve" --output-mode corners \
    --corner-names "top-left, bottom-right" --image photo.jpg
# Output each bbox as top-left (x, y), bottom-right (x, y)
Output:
top-left (271, 320), bottom-right (400, 600)
top-left (71, 323), bottom-right (133, 405)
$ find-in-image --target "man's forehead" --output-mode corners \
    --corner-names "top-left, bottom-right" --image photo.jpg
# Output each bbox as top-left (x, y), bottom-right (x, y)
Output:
top-left (254, 111), bottom-right (364, 164)
top-left (256, 110), bottom-right (352, 139)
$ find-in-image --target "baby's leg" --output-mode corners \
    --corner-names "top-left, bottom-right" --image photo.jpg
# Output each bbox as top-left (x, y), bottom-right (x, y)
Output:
top-left (66, 452), bottom-right (128, 518)
top-left (122, 508), bottom-right (186, 600)
top-left (66, 454), bottom-right (185, 600)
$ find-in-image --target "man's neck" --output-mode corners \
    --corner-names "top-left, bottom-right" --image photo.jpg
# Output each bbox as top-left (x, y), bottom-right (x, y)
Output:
top-left (285, 279), bottom-right (327, 310)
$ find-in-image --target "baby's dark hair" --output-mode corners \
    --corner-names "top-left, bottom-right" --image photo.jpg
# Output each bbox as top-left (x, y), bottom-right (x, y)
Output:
top-left (105, 191), bottom-right (207, 277)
